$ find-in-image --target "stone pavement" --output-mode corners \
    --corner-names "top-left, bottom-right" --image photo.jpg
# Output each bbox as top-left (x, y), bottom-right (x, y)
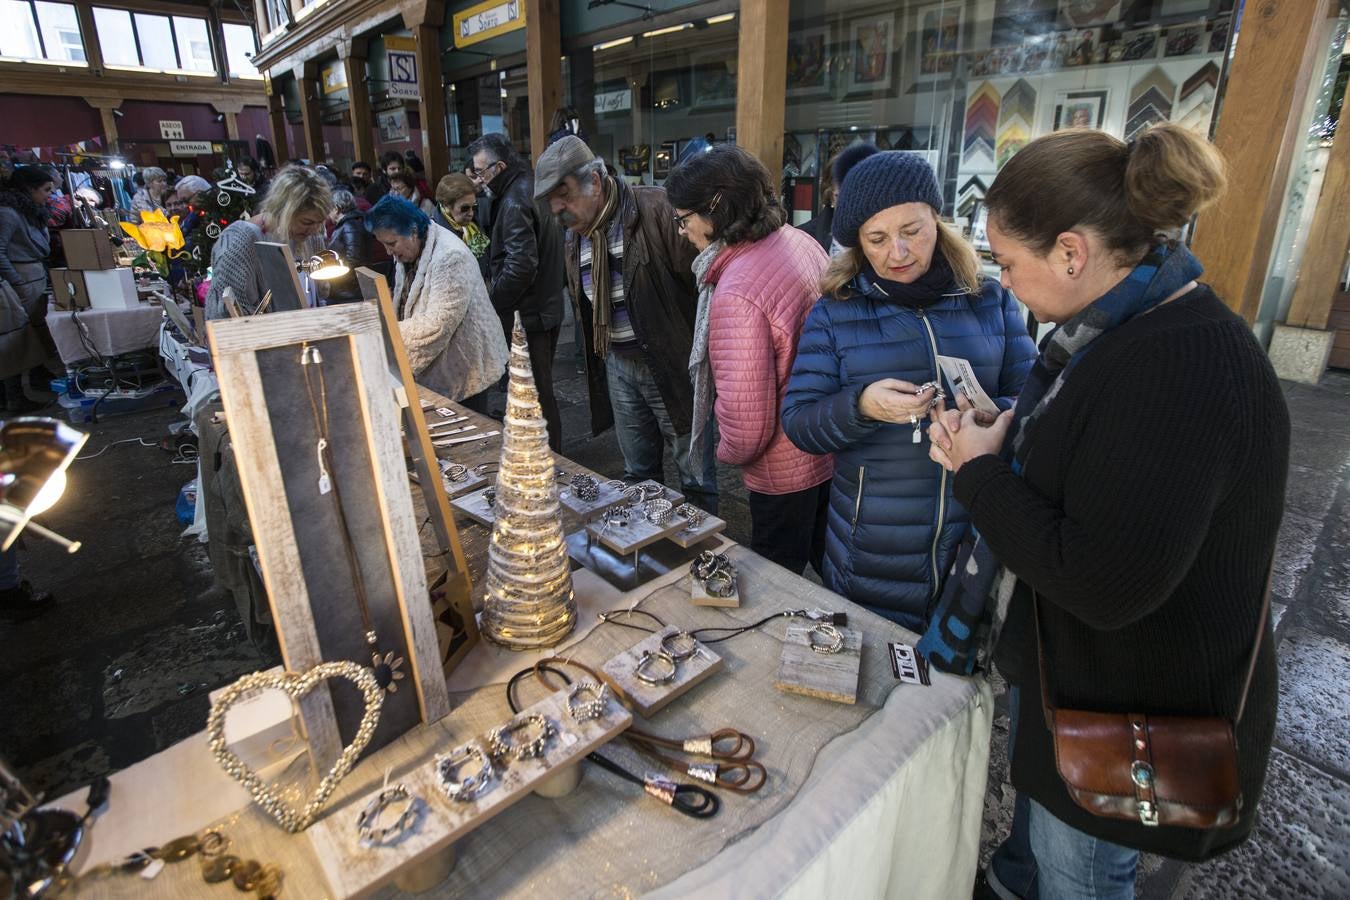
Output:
top-left (978, 371), bottom-right (1350, 899)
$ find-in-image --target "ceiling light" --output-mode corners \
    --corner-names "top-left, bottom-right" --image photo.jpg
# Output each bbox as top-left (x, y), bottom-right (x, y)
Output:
top-left (593, 36), bottom-right (634, 52)
top-left (643, 23), bottom-right (692, 38)
top-left (706, 14), bottom-right (736, 25)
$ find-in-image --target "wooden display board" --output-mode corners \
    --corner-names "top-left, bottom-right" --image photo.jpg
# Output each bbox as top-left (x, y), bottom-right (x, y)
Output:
top-left (207, 304), bottom-right (451, 773)
top-left (255, 242), bottom-right (307, 312)
top-left (356, 268), bottom-right (479, 674)
top-left (305, 688), bottom-right (632, 899)
top-left (774, 623), bottom-right (863, 705)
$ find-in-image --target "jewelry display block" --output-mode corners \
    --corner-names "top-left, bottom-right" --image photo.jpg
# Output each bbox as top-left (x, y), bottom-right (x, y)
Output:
top-left (602, 625), bottom-right (725, 718)
top-left (450, 483), bottom-right (498, 527)
top-left (584, 503), bottom-right (688, 557)
top-left (556, 475), bottom-right (628, 521)
top-left (440, 465), bottom-right (488, 498)
top-left (666, 511), bottom-right (728, 550)
top-left (208, 303), bottom-right (451, 773)
top-left (691, 573), bottom-right (740, 608)
top-left (773, 624), bottom-right (864, 705)
top-left (305, 688), bottom-right (632, 899)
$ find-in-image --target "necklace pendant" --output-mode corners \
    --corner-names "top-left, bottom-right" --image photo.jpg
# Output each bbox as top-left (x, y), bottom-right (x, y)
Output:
top-left (911, 416), bottom-right (921, 444)
top-left (318, 473), bottom-right (332, 494)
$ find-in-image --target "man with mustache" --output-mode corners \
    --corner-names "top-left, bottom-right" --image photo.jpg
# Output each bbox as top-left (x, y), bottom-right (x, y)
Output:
top-left (535, 137), bottom-right (717, 512)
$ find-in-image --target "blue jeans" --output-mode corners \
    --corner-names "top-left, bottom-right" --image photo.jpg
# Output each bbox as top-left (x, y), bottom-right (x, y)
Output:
top-left (988, 687), bottom-right (1139, 900)
top-left (605, 351), bottom-right (718, 513)
top-left (0, 547), bottom-right (20, 590)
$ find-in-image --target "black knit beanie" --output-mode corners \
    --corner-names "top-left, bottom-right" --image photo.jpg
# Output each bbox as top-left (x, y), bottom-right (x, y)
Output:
top-left (830, 145), bottom-right (944, 249)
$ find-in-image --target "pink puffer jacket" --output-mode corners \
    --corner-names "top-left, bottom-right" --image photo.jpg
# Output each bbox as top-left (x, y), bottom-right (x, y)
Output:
top-left (706, 226), bottom-right (833, 495)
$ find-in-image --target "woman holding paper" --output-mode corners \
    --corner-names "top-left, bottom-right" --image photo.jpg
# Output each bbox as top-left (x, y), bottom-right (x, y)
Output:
top-left (782, 146), bottom-right (1035, 631)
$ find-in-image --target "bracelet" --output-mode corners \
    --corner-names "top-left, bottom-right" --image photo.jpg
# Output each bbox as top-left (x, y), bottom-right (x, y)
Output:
top-left (569, 473), bottom-right (600, 502)
top-left (676, 503), bottom-right (706, 531)
top-left (566, 680), bottom-right (610, 722)
top-left (807, 623), bottom-right (844, 654)
top-left (703, 571), bottom-right (736, 598)
top-left (487, 713), bottom-right (555, 761)
top-left (441, 463), bottom-right (469, 483)
top-left (600, 503), bottom-right (631, 529)
top-left (661, 630), bottom-right (700, 662)
top-left (483, 486), bottom-right (496, 508)
top-left (635, 648), bottom-right (678, 685)
top-left (692, 550), bottom-right (731, 581)
top-left (435, 743), bottom-right (495, 803)
top-left (473, 462), bottom-right (499, 477)
top-left (355, 783), bottom-right (423, 846)
top-left (644, 498), bottom-right (674, 526)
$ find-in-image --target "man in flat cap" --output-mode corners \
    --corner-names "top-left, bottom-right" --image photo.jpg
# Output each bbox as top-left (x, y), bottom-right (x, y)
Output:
top-left (535, 136), bottom-right (716, 512)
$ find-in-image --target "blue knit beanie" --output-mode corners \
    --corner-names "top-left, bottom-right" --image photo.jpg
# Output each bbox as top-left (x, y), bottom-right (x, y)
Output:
top-left (830, 145), bottom-right (944, 248)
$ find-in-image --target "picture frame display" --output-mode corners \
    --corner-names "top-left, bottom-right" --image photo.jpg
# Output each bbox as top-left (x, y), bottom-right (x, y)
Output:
top-left (846, 13), bottom-right (897, 94)
top-left (1057, 0), bottom-right (1123, 28)
top-left (786, 25), bottom-right (830, 97)
top-left (1053, 89), bottom-right (1109, 130)
top-left (690, 51), bottom-right (736, 109)
top-left (1165, 23), bottom-right (1206, 57)
top-left (917, 3), bottom-right (964, 82)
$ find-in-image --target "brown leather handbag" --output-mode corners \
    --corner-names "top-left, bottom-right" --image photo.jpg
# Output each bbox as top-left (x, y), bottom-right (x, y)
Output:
top-left (1035, 577), bottom-right (1270, 830)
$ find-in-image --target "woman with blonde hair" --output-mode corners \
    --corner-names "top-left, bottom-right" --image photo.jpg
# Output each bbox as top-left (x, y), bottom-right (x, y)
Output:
top-left (782, 145), bottom-right (1036, 630)
top-left (205, 165), bottom-right (332, 318)
top-left (130, 166), bottom-right (168, 223)
top-left (927, 124), bottom-right (1285, 898)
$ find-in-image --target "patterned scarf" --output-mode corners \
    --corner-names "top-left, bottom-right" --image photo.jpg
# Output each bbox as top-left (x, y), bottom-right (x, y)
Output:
top-left (586, 177), bottom-right (620, 358)
top-left (688, 239), bottom-right (726, 464)
top-left (917, 241), bottom-right (1203, 675)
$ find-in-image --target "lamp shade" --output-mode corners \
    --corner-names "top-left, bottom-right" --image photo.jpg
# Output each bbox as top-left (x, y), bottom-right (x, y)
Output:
top-left (304, 250), bottom-right (350, 281)
top-left (0, 418), bottom-right (87, 549)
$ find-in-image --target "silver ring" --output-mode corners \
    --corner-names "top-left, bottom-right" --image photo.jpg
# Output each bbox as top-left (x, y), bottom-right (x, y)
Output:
top-left (487, 713), bottom-right (555, 760)
top-left (676, 503), bottom-right (706, 530)
top-left (566, 680), bottom-right (610, 722)
top-left (644, 498), bottom-right (674, 526)
top-left (356, 783), bottom-right (423, 846)
top-left (435, 743), bottom-right (494, 803)
top-left (570, 473), bottom-right (599, 502)
top-left (703, 572), bottom-right (736, 598)
top-left (661, 630), bottom-right (699, 662)
top-left (808, 623), bottom-right (844, 654)
top-left (692, 550), bottom-right (730, 581)
top-left (482, 486), bottom-right (496, 508)
top-left (443, 463), bottom-right (468, 483)
top-left (635, 649), bottom-right (678, 685)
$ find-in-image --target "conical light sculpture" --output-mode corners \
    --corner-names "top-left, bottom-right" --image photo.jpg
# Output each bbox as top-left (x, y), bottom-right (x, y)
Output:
top-left (479, 316), bottom-right (576, 649)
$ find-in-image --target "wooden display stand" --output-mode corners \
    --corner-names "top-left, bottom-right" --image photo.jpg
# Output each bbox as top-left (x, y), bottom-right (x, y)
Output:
top-left (691, 572), bottom-right (740, 608)
top-left (602, 626), bottom-right (725, 717)
top-left (356, 269), bottom-right (478, 674)
top-left (305, 687), bottom-right (632, 899)
top-left (450, 483), bottom-right (498, 527)
top-left (207, 304), bottom-right (451, 773)
top-left (774, 623), bottom-right (864, 705)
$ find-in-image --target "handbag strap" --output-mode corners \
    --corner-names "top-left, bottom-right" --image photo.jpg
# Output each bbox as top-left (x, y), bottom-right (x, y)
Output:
top-left (1035, 557), bottom-right (1274, 726)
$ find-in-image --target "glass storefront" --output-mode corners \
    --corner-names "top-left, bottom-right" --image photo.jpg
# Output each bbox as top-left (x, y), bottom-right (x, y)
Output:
top-left (783, 0), bottom-right (1236, 243)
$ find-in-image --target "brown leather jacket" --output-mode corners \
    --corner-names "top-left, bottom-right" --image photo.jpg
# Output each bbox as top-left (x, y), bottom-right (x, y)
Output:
top-left (564, 178), bottom-right (699, 436)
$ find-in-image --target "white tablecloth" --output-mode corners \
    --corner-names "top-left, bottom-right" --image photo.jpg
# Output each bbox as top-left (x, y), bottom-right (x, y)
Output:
top-left (46, 303), bottom-right (163, 366)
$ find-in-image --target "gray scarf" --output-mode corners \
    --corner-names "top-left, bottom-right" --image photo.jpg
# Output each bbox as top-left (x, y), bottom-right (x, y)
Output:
top-left (688, 239), bottom-right (725, 464)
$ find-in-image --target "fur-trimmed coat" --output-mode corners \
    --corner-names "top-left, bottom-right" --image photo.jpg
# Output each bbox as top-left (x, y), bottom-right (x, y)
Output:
top-left (395, 222), bottom-right (507, 401)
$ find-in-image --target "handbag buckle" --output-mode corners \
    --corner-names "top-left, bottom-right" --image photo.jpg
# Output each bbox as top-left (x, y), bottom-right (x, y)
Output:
top-left (1137, 800), bottom-right (1159, 827)
top-left (1131, 761), bottom-right (1159, 826)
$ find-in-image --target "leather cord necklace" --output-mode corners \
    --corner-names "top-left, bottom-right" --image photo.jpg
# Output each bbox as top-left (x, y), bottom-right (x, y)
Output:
top-left (505, 664), bottom-right (720, 819)
top-left (598, 607), bottom-right (843, 646)
top-left (532, 656), bottom-right (767, 795)
top-left (300, 343), bottom-right (404, 693)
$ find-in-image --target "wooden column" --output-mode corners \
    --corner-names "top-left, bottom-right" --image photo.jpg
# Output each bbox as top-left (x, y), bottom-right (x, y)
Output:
top-left (294, 62), bottom-right (325, 164)
top-left (1190, 0), bottom-right (1334, 323)
top-left (525, 0), bottom-right (562, 162)
top-left (212, 99), bottom-right (246, 144)
top-left (341, 39), bottom-right (376, 168)
top-left (267, 85), bottom-right (291, 165)
top-left (223, 112), bottom-right (240, 141)
top-left (734, 0), bottom-right (789, 172)
top-left (73, 0), bottom-right (104, 75)
top-left (86, 98), bottom-right (121, 152)
top-left (1284, 73), bottom-right (1350, 331)
top-left (404, 1), bottom-right (449, 180)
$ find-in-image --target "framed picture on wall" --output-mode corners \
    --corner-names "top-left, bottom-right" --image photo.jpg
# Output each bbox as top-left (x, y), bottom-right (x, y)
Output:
top-left (377, 108), bottom-right (409, 143)
top-left (916, 3), bottom-right (964, 83)
top-left (690, 51), bottom-right (736, 109)
top-left (1057, 0), bottom-right (1123, 28)
top-left (1053, 89), bottom-right (1109, 130)
top-left (1164, 22), bottom-right (1206, 57)
top-left (786, 26), bottom-right (831, 98)
top-left (846, 13), bottom-right (896, 94)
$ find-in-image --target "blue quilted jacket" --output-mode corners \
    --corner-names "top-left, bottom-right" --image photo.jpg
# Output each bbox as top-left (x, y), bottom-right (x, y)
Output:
top-left (782, 273), bottom-right (1036, 630)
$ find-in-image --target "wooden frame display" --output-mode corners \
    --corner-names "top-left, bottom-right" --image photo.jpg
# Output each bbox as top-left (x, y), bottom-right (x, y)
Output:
top-left (356, 268), bottom-right (479, 674)
top-left (254, 241), bottom-right (307, 312)
top-left (208, 303), bottom-right (451, 773)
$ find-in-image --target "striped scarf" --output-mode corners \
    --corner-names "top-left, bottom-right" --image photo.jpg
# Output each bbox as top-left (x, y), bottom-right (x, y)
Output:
top-left (917, 241), bottom-right (1204, 675)
top-left (586, 178), bottom-right (620, 358)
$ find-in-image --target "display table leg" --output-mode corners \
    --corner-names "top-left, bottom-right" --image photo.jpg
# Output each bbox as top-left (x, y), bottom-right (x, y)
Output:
top-left (393, 844), bottom-right (456, 893)
top-left (533, 761), bottom-right (582, 798)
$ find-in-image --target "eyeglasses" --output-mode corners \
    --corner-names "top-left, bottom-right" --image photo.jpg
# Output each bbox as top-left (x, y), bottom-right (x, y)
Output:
top-left (455, 203), bottom-right (477, 213)
top-left (671, 192), bottom-right (722, 231)
top-left (468, 162), bottom-right (499, 179)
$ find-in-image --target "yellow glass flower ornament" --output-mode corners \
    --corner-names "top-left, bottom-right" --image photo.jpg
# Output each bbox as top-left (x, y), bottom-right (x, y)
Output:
top-left (119, 209), bottom-right (186, 253)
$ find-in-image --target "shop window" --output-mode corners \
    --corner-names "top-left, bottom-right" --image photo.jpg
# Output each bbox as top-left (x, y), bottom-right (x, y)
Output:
top-left (0, 0), bottom-right (85, 64)
top-left (93, 6), bottom-right (218, 74)
top-left (783, 0), bottom-right (1236, 250)
top-left (223, 22), bottom-right (260, 79)
top-left (567, 11), bottom-right (741, 186)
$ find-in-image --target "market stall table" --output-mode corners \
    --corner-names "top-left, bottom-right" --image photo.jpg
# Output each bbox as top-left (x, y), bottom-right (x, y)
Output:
top-left (45, 302), bottom-right (163, 367)
top-left (53, 388), bottom-right (992, 899)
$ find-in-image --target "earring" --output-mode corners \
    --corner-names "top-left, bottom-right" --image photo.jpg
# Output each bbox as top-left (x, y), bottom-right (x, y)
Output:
top-left (1067, 266), bottom-right (1075, 275)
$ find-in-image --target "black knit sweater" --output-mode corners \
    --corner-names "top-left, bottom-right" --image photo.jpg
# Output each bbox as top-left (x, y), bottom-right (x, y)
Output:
top-left (955, 285), bottom-right (1288, 861)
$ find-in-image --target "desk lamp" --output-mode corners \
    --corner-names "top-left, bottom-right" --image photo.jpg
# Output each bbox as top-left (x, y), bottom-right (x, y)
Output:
top-left (0, 418), bottom-right (87, 553)
top-left (299, 250), bottom-right (350, 281)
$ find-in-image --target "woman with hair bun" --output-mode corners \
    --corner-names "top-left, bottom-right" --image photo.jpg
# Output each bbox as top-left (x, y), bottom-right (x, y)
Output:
top-left (926, 124), bottom-right (1288, 896)
top-left (782, 145), bottom-right (1036, 629)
